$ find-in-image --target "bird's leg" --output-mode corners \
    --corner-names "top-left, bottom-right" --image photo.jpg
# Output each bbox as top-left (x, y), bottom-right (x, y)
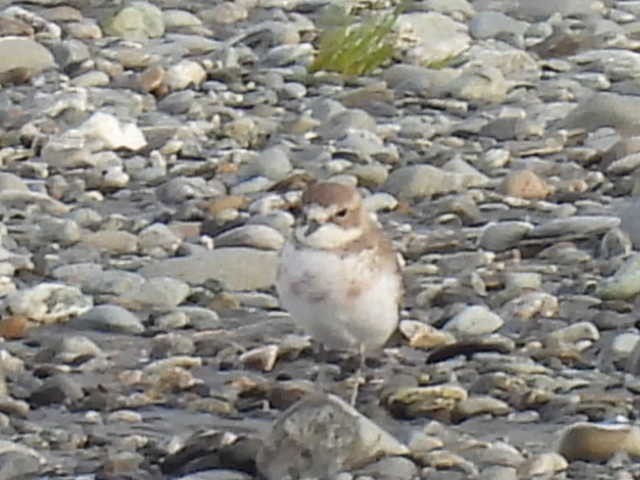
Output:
top-left (349, 343), bottom-right (366, 407)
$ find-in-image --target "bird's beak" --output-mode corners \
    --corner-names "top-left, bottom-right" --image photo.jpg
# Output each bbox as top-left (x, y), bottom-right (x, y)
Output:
top-left (305, 219), bottom-right (321, 236)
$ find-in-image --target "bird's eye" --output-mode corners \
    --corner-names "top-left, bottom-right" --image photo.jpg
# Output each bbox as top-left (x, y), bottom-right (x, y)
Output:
top-left (335, 208), bottom-right (348, 219)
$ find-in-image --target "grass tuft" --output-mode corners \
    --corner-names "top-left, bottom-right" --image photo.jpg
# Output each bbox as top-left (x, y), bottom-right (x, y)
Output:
top-left (310, 5), bottom-right (402, 77)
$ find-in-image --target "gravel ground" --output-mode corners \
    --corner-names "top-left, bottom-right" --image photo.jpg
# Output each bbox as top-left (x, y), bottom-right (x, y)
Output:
top-left (3, 0), bottom-right (640, 479)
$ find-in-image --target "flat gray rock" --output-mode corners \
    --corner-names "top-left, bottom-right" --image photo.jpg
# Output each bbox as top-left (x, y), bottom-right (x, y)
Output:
top-left (0, 37), bottom-right (55, 74)
top-left (140, 248), bottom-right (279, 290)
top-left (74, 304), bottom-right (145, 334)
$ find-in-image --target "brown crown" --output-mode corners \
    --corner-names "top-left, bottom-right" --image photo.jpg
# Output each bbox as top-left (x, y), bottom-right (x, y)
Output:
top-left (302, 182), bottom-right (360, 207)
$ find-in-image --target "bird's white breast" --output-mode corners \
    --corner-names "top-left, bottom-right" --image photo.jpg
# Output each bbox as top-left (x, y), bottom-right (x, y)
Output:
top-left (276, 241), bottom-right (400, 351)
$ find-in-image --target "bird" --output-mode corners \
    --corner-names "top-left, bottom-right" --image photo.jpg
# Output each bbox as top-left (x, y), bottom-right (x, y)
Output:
top-left (276, 181), bottom-right (402, 404)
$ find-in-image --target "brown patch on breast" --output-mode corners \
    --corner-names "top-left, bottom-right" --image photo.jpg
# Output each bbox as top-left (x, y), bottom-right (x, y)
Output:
top-left (346, 281), bottom-right (364, 300)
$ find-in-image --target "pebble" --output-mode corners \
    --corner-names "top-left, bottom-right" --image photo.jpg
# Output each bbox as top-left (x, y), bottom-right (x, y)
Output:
top-left (0, 450), bottom-right (43, 480)
top-left (558, 422), bottom-right (640, 461)
top-left (48, 335), bottom-right (102, 363)
top-left (444, 305), bottom-right (505, 336)
top-left (397, 12), bottom-right (470, 66)
top-left (0, 37), bottom-right (55, 74)
top-left (597, 253), bottom-right (640, 300)
top-left (257, 394), bottom-right (408, 480)
top-left (74, 304), bottom-right (145, 334)
top-left (166, 60), bottom-right (206, 90)
top-left (140, 248), bottom-right (278, 290)
top-left (214, 225), bottom-right (285, 251)
top-left (5, 283), bottom-right (92, 324)
top-left (499, 170), bottom-right (551, 199)
top-left (103, 1), bottom-right (165, 41)
top-left (79, 112), bottom-right (147, 151)
top-left (384, 165), bottom-right (487, 200)
top-left (82, 230), bottom-right (139, 254)
top-left (477, 221), bottom-right (533, 252)
top-left (30, 374), bottom-right (84, 407)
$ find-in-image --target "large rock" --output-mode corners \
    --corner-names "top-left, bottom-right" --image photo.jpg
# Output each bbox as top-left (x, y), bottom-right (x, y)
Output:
top-left (5, 283), bottom-right (92, 324)
top-left (103, 1), bottom-right (165, 41)
top-left (473, 0), bottom-right (603, 20)
top-left (257, 394), bottom-right (408, 480)
top-left (558, 92), bottom-right (640, 136)
top-left (397, 12), bottom-right (469, 66)
top-left (74, 304), bottom-right (145, 334)
top-left (140, 248), bottom-right (279, 291)
top-left (79, 112), bottom-right (147, 151)
top-left (384, 165), bottom-right (487, 200)
top-left (0, 37), bottom-right (55, 74)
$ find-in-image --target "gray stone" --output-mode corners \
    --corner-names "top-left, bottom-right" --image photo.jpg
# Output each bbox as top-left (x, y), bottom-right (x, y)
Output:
top-left (317, 110), bottom-right (377, 140)
top-left (50, 39), bottom-right (90, 70)
top-left (384, 64), bottom-right (457, 96)
top-left (501, 0), bottom-right (606, 21)
top-left (448, 66), bottom-right (509, 103)
top-left (0, 37), bottom-right (55, 74)
top-left (103, 1), bottom-right (165, 41)
top-left (166, 60), bottom-right (206, 90)
top-left (249, 145), bottom-right (292, 181)
top-left (214, 225), bottom-right (285, 251)
top-left (138, 223), bottom-right (182, 256)
top-left (159, 91), bottom-right (196, 115)
top-left (201, 2), bottom-right (248, 24)
top-left (612, 332), bottom-right (640, 359)
top-left (397, 12), bottom-right (470, 66)
top-left (163, 9), bottom-right (203, 29)
top-left (530, 216), bottom-right (620, 238)
top-left (176, 306), bottom-right (221, 330)
top-left (247, 212), bottom-right (295, 237)
top-left (0, 450), bottom-right (43, 480)
top-left (420, 0), bottom-right (474, 18)
top-left (175, 470), bottom-right (252, 480)
top-left (384, 165), bottom-right (487, 200)
top-left (37, 217), bottom-right (81, 245)
top-left (86, 270), bottom-right (146, 295)
top-left (158, 177), bottom-right (219, 203)
top-left (559, 92), bottom-right (640, 136)
top-left (477, 222), bottom-right (534, 252)
top-left (151, 332), bottom-right (195, 357)
top-left (30, 374), bottom-right (84, 406)
top-left (257, 394), bottom-right (408, 480)
top-left (75, 304), bottom-right (145, 334)
top-left (0, 173), bottom-right (29, 193)
top-left (444, 305), bottom-right (504, 335)
top-left (477, 465), bottom-right (517, 480)
top-left (5, 283), bottom-right (92, 324)
top-left (49, 335), bottom-right (102, 363)
top-left (574, 49), bottom-right (640, 82)
top-left (597, 253), bottom-right (640, 300)
top-left (120, 277), bottom-right (190, 310)
top-left (78, 112), bottom-right (147, 151)
top-left (469, 11), bottom-right (528, 40)
top-left (82, 230), bottom-right (139, 254)
top-left (335, 130), bottom-right (398, 163)
top-left (140, 248), bottom-right (278, 291)
top-left (71, 70), bottom-right (110, 88)
top-left (356, 456), bottom-right (418, 480)
top-left (619, 199), bottom-right (640, 249)
top-left (230, 177), bottom-right (274, 195)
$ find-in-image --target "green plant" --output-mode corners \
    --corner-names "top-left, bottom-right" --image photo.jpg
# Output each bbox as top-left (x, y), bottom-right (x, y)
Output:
top-left (310, 5), bottom-right (401, 77)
